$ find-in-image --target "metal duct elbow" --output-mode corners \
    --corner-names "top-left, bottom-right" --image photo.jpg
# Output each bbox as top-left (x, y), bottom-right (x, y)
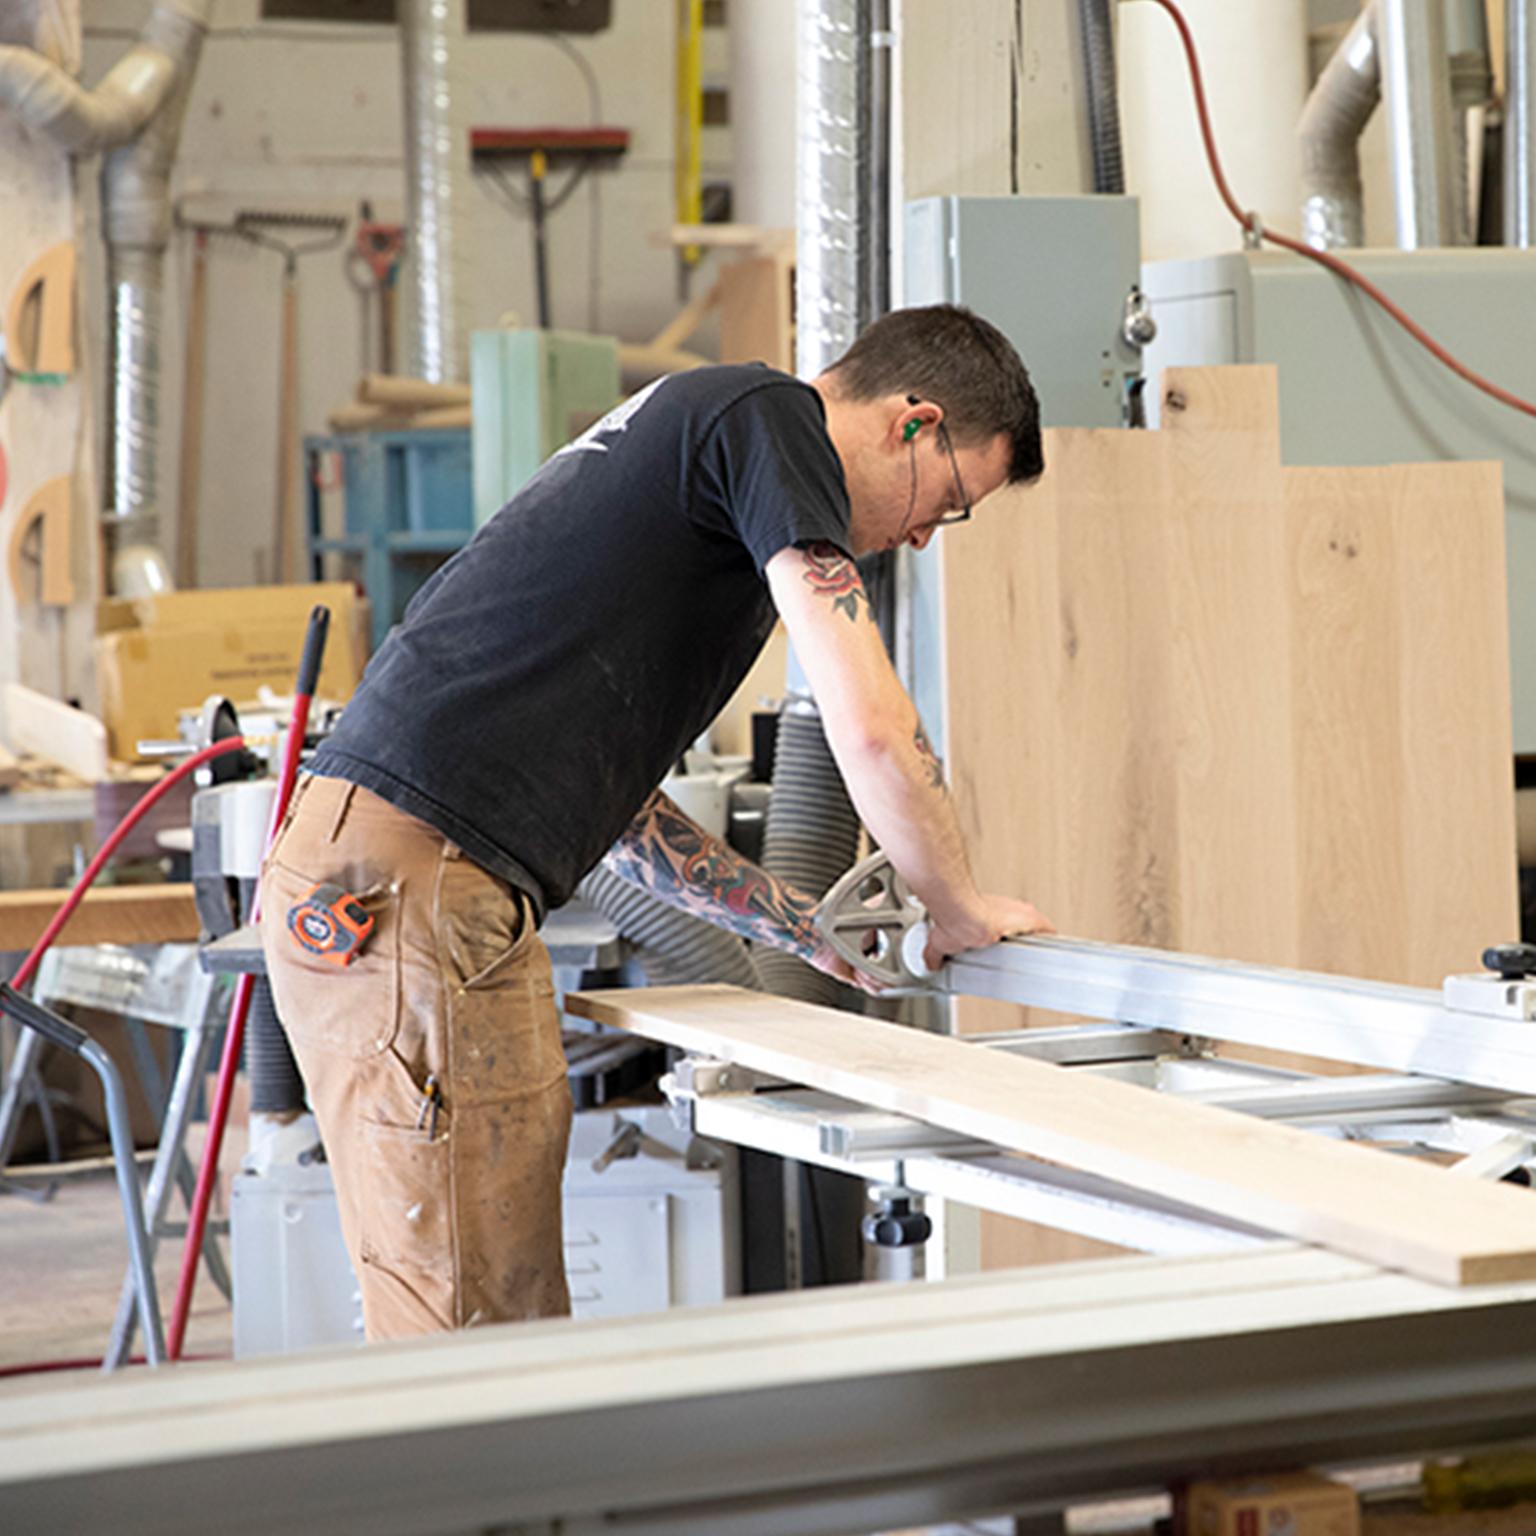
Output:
top-left (0, 42), bottom-right (175, 152)
top-left (1079, 0), bottom-right (1125, 195)
top-left (1299, 3), bottom-right (1379, 249)
top-left (101, 0), bottom-right (209, 252)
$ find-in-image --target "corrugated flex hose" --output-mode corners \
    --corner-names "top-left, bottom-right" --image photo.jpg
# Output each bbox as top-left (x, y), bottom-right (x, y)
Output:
top-left (245, 978), bottom-right (305, 1116)
top-left (754, 699), bottom-right (863, 1008)
top-left (578, 866), bottom-right (762, 988)
top-left (1078, 0), bottom-right (1126, 194)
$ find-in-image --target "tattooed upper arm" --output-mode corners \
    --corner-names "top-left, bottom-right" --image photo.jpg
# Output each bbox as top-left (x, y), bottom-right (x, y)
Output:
top-left (798, 541), bottom-right (872, 624)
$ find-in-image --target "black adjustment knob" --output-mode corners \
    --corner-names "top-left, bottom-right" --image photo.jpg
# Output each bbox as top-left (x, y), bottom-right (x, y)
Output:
top-left (1483, 944), bottom-right (1536, 980)
top-left (861, 1195), bottom-right (933, 1249)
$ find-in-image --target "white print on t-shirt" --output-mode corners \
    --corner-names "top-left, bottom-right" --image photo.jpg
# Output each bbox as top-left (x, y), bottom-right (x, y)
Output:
top-left (558, 375), bottom-right (669, 458)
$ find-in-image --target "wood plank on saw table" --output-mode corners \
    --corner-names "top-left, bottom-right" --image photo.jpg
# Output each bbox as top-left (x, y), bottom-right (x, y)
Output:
top-left (567, 984), bottom-right (1536, 1288)
top-left (0, 884), bottom-right (200, 950)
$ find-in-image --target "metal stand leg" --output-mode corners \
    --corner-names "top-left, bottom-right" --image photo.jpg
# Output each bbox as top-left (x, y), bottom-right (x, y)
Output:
top-left (103, 1013), bottom-right (229, 1370)
top-left (0, 985), bottom-right (167, 1369)
top-left (0, 1026), bottom-right (59, 1201)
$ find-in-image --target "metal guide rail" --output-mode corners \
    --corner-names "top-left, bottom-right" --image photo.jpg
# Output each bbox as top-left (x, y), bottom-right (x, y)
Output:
top-left (663, 1019), bottom-right (1536, 1257)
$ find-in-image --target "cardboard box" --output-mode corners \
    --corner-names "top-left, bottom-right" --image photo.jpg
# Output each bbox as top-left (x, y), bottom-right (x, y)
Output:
top-left (95, 583), bottom-right (369, 762)
top-left (1187, 1472), bottom-right (1360, 1536)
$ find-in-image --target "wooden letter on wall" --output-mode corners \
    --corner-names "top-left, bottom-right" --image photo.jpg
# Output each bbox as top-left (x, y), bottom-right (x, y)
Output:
top-left (4, 241), bottom-right (76, 376)
top-left (7, 475), bottom-right (74, 606)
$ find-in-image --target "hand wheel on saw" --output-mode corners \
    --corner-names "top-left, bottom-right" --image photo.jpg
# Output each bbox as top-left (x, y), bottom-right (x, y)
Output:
top-left (816, 850), bottom-right (938, 990)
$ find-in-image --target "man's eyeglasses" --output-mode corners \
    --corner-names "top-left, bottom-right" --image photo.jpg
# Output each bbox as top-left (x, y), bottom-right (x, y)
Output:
top-left (933, 419), bottom-right (972, 528)
top-left (906, 395), bottom-right (972, 529)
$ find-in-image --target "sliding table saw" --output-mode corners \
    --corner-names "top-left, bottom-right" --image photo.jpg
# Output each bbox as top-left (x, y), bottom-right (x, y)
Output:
top-left (8, 857), bottom-right (1536, 1535)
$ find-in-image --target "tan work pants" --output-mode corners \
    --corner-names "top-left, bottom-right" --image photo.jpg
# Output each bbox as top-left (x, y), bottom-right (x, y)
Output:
top-left (258, 774), bottom-right (572, 1340)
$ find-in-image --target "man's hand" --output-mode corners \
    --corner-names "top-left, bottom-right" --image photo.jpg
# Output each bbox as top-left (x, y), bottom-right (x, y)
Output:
top-left (922, 894), bottom-right (1054, 973)
top-left (807, 937), bottom-right (887, 995)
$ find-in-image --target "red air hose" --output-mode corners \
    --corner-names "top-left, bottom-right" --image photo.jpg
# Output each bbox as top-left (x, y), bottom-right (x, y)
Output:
top-left (11, 736), bottom-right (249, 996)
top-left (166, 605), bottom-right (330, 1359)
top-left (1145, 0), bottom-right (1536, 422)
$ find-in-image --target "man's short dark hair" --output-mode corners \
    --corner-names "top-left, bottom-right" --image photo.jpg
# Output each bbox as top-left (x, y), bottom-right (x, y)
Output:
top-left (825, 304), bottom-right (1044, 484)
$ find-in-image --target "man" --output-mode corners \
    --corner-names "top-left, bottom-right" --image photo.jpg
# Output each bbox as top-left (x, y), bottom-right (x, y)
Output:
top-left (259, 302), bottom-right (1054, 1340)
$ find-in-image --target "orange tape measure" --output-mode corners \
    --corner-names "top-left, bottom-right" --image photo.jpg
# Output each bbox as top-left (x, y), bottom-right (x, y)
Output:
top-left (286, 882), bottom-right (375, 967)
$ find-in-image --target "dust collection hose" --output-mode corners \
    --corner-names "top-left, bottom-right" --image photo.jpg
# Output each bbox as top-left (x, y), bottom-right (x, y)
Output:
top-left (1079, 0), bottom-right (1126, 194)
top-left (166, 604), bottom-right (330, 1360)
top-left (578, 863), bottom-right (761, 989)
top-left (246, 977), bottom-right (304, 1115)
top-left (754, 699), bottom-right (863, 1008)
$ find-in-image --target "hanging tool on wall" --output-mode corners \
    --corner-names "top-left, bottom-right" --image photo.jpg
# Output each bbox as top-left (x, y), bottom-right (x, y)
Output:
top-left (233, 211), bottom-right (346, 585)
top-left (345, 201), bottom-right (405, 377)
top-left (674, 0), bottom-right (704, 297)
top-left (471, 127), bottom-right (629, 330)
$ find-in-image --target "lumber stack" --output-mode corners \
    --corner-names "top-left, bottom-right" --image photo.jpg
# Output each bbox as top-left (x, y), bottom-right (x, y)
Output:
top-left (327, 373), bottom-right (472, 433)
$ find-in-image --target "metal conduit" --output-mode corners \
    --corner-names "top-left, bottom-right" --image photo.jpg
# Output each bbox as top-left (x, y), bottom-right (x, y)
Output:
top-left (1378, 0), bottom-right (1461, 247)
top-left (1509, 0), bottom-right (1536, 244)
top-left (400, 0), bottom-right (471, 383)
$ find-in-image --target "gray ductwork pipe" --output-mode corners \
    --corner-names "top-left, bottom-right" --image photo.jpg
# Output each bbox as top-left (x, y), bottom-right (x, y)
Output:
top-left (400, 0), bottom-right (472, 383)
top-left (796, 0), bottom-right (864, 378)
top-left (0, 36), bottom-right (174, 149)
top-left (0, 0), bottom-right (205, 597)
top-left (100, 0), bottom-right (210, 596)
top-left (1509, 0), bottom-right (1536, 244)
top-left (1299, 3), bottom-right (1379, 249)
top-left (1378, 0), bottom-right (1462, 247)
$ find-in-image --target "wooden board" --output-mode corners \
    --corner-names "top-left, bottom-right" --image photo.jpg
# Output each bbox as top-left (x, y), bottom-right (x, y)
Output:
top-left (571, 984), bottom-right (1536, 1288)
top-left (0, 884), bottom-right (199, 951)
top-left (2, 682), bottom-right (108, 781)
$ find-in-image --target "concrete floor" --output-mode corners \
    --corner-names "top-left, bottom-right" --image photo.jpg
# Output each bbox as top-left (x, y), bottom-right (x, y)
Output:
top-left (0, 1146), bottom-right (232, 1384)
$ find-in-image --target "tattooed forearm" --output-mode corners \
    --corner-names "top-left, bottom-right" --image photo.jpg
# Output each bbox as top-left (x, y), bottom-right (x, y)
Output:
top-left (800, 541), bottom-right (872, 624)
top-left (605, 792), bottom-right (822, 957)
top-left (914, 723), bottom-right (945, 791)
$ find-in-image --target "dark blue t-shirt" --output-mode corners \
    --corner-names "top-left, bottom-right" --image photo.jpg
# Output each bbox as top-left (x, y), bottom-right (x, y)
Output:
top-left (311, 364), bottom-right (852, 916)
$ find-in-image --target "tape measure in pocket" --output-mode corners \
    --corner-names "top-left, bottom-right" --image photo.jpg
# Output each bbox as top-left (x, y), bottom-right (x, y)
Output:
top-left (286, 882), bottom-right (375, 967)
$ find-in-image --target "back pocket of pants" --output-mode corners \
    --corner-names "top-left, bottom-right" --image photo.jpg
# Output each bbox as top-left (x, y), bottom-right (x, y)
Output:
top-left (258, 858), bottom-right (402, 1059)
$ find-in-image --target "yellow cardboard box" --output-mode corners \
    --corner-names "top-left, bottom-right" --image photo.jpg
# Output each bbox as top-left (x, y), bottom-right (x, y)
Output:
top-left (1186, 1473), bottom-right (1360, 1536)
top-left (95, 582), bottom-right (369, 761)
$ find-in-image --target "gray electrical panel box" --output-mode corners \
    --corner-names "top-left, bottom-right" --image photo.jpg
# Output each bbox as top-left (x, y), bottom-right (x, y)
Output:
top-left (901, 195), bottom-right (1148, 755)
top-left (1142, 247), bottom-right (1536, 752)
top-left (904, 194), bottom-right (1145, 429)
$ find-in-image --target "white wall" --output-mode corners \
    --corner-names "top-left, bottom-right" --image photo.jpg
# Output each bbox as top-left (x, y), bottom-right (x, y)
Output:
top-left (79, 0), bottom-right (723, 590)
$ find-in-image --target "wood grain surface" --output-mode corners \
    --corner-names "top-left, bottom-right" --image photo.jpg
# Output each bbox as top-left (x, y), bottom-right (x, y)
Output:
top-left (0, 884), bottom-right (200, 951)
